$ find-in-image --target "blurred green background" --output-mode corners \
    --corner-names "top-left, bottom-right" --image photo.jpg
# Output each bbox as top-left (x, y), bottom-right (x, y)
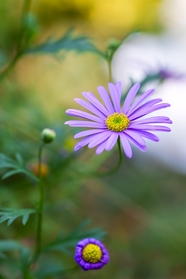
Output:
top-left (1, 0), bottom-right (186, 278)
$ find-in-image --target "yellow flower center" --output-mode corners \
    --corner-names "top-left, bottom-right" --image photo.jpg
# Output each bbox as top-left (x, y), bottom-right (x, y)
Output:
top-left (82, 244), bottom-right (102, 263)
top-left (106, 112), bottom-right (130, 132)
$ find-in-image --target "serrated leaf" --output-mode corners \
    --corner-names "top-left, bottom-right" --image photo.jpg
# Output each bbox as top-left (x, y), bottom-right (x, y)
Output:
top-left (0, 153), bottom-right (38, 182)
top-left (0, 208), bottom-right (36, 226)
top-left (42, 219), bottom-right (106, 254)
top-left (0, 240), bottom-right (22, 251)
top-left (2, 169), bottom-right (23, 180)
top-left (33, 261), bottom-right (78, 278)
top-left (22, 214), bottom-right (29, 225)
top-left (25, 29), bottom-right (104, 57)
top-left (15, 153), bottom-right (24, 166)
top-left (19, 246), bottom-right (31, 274)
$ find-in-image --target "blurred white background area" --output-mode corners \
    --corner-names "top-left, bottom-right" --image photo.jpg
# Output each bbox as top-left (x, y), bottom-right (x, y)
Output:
top-left (112, 0), bottom-right (186, 174)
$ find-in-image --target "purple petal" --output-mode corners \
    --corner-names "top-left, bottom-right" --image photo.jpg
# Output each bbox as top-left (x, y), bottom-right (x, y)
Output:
top-left (82, 92), bottom-right (109, 116)
top-left (75, 246), bottom-right (83, 255)
top-left (132, 116), bottom-right (172, 125)
top-left (65, 120), bottom-right (106, 128)
top-left (90, 262), bottom-right (103, 269)
top-left (128, 103), bottom-right (170, 121)
top-left (75, 255), bottom-right (82, 263)
top-left (122, 83), bottom-right (140, 114)
top-left (96, 140), bottom-right (108, 154)
top-left (105, 133), bottom-right (118, 151)
top-left (97, 86), bottom-right (114, 114)
top-left (89, 239), bottom-right (105, 250)
top-left (89, 238), bottom-right (99, 244)
top-left (127, 88), bottom-right (154, 115)
top-left (74, 129), bottom-right (106, 139)
top-left (129, 123), bottom-right (171, 131)
top-left (77, 238), bottom-right (89, 248)
top-left (120, 133), bottom-right (133, 158)
top-left (124, 130), bottom-right (146, 146)
top-left (75, 98), bottom-right (106, 120)
top-left (101, 247), bottom-right (109, 255)
top-left (82, 262), bottom-right (91, 271)
top-left (115, 81), bottom-right (122, 100)
top-left (101, 254), bottom-right (110, 264)
top-left (66, 109), bottom-right (104, 123)
top-left (128, 98), bottom-right (162, 119)
top-left (88, 131), bottom-right (112, 148)
top-left (108, 83), bottom-right (121, 112)
top-left (124, 132), bottom-right (147, 152)
top-left (74, 135), bottom-right (100, 151)
top-left (131, 129), bottom-right (159, 142)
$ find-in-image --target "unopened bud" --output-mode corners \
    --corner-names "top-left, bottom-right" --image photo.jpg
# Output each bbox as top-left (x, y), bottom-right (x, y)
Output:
top-left (41, 128), bottom-right (56, 144)
top-left (107, 38), bottom-right (121, 51)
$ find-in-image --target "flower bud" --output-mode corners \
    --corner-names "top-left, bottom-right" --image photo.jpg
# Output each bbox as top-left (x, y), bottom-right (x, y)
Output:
top-left (107, 38), bottom-right (121, 51)
top-left (41, 128), bottom-right (56, 144)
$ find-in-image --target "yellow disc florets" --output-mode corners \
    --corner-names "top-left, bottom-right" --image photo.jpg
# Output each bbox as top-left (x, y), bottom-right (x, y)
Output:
top-left (106, 112), bottom-right (130, 132)
top-left (82, 244), bottom-right (102, 263)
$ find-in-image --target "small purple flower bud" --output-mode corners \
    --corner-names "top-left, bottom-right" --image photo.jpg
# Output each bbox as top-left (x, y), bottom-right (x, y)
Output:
top-left (74, 238), bottom-right (109, 271)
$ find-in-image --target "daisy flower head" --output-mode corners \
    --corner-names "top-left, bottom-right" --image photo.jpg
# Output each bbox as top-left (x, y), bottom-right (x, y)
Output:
top-left (65, 82), bottom-right (172, 158)
top-left (74, 238), bottom-right (109, 271)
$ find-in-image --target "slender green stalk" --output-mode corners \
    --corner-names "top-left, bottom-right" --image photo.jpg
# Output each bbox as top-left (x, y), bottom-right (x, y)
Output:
top-left (97, 138), bottom-right (122, 177)
top-left (35, 143), bottom-right (45, 259)
top-left (77, 139), bottom-right (123, 178)
top-left (0, 53), bottom-right (22, 81)
top-left (108, 59), bottom-right (112, 83)
top-left (17, 0), bottom-right (32, 53)
top-left (22, 0), bottom-right (32, 16)
top-left (0, 0), bottom-right (32, 82)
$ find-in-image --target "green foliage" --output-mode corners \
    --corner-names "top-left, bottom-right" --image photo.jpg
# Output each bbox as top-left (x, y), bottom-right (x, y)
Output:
top-left (33, 262), bottom-right (77, 278)
top-left (42, 219), bottom-right (106, 254)
top-left (23, 13), bottom-right (40, 44)
top-left (0, 153), bottom-right (38, 182)
top-left (0, 208), bottom-right (36, 226)
top-left (0, 240), bottom-right (23, 252)
top-left (24, 29), bottom-right (104, 57)
top-left (19, 246), bottom-right (32, 277)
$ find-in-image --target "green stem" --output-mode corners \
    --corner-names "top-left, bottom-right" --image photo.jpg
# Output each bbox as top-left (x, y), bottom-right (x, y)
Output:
top-left (108, 59), bottom-right (112, 83)
top-left (0, 0), bottom-right (32, 82)
top-left (77, 139), bottom-right (123, 178)
top-left (35, 143), bottom-right (45, 259)
top-left (17, 0), bottom-right (32, 53)
top-left (22, 0), bottom-right (32, 16)
top-left (97, 138), bottom-right (122, 177)
top-left (0, 53), bottom-right (22, 81)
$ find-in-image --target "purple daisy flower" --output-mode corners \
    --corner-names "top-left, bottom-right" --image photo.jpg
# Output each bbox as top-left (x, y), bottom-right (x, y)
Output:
top-left (65, 82), bottom-right (172, 158)
top-left (74, 238), bottom-right (109, 271)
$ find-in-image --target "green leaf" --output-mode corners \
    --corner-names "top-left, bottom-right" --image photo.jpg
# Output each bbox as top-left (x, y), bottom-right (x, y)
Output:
top-left (0, 240), bottom-right (22, 251)
top-left (2, 169), bottom-right (23, 180)
top-left (0, 153), bottom-right (38, 182)
top-left (42, 219), bottom-right (106, 254)
top-left (33, 260), bottom-right (78, 278)
top-left (24, 29), bottom-right (104, 57)
top-left (19, 247), bottom-right (32, 275)
top-left (0, 208), bottom-right (36, 226)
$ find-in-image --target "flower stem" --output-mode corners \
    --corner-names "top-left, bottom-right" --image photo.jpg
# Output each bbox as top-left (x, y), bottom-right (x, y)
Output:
top-left (0, 0), bottom-right (32, 82)
top-left (35, 143), bottom-right (45, 259)
top-left (108, 59), bottom-right (112, 83)
top-left (99, 138), bottom-right (122, 176)
top-left (0, 53), bottom-right (22, 81)
top-left (79, 139), bottom-right (123, 178)
top-left (22, 0), bottom-right (32, 16)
